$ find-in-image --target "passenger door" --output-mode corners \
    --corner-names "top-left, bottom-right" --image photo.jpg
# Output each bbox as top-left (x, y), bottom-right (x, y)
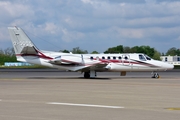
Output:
top-left (122, 55), bottom-right (130, 66)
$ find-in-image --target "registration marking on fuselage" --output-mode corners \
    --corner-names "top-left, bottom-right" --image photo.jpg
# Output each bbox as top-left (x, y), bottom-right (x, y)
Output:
top-left (47, 102), bottom-right (124, 109)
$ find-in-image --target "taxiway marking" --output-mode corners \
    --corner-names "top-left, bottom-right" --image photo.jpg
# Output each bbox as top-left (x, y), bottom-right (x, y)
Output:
top-left (47, 102), bottom-right (124, 109)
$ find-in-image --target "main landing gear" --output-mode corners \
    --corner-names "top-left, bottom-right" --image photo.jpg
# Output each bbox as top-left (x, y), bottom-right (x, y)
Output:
top-left (84, 71), bottom-right (96, 78)
top-left (84, 72), bottom-right (90, 78)
top-left (151, 72), bottom-right (160, 79)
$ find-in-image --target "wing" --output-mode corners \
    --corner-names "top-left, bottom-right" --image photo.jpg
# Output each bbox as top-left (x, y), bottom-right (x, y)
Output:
top-left (48, 55), bottom-right (108, 71)
top-left (76, 62), bottom-right (109, 72)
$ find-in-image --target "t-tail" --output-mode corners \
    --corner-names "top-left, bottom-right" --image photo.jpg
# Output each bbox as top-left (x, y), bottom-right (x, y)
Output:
top-left (8, 27), bottom-right (39, 58)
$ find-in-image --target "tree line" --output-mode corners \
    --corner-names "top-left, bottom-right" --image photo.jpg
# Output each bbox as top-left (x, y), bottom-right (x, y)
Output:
top-left (0, 46), bottom-right (180, 65)
top-left (104, 45), bottom-right (161, 60)
top-left (0, 48), bottom-right (16, 65)
top-left (61, 45), bottom-right (180, 60)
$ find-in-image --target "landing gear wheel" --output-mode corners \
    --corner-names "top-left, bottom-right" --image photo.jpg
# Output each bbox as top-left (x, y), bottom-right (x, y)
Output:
top-left (155, 73), bottom-right (160, 78)
top-left (84, 72), bottom-right (90, 78)
top-left (152, 73), bottom-right (160, 79)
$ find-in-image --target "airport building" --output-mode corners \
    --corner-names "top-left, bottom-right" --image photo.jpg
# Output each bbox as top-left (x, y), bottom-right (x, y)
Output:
top-left (4, 62), bottom-right (32, 66)
top-left (161, 56), bottom-right (180, 65)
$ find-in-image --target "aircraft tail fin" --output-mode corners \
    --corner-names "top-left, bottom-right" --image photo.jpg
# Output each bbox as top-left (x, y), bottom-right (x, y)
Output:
top-left (8, 27), bottom-right (38, 55)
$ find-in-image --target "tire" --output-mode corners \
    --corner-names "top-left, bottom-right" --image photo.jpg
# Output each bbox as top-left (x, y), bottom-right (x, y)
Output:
top-left (154, 73), bottom-right (160, 79)
top-left (84, 72), bottom-right (90, 78)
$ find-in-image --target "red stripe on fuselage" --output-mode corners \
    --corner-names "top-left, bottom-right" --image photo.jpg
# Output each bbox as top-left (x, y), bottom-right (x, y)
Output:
top-left (16, 54), bottom-right (53, 60)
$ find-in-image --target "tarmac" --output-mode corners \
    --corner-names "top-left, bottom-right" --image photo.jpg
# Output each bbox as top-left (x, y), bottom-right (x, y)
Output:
top-left (0, 69), bottom-right (180, 120)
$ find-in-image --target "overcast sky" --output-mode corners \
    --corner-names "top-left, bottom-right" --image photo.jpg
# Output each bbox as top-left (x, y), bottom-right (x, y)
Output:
top-left (0, 0), bottom-right (180, 53)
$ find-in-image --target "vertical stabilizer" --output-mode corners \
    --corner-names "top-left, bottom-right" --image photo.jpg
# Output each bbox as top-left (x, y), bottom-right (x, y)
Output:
top-left (8, 27), bottom-right (38, 55)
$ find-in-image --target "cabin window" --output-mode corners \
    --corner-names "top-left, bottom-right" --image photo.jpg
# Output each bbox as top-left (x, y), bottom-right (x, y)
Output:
top-left (139, 55), bottom-right (146, 61)
top-left (102, 56), bottom-right (105, 59)
top-left (118, 56), bottom-right (122, 60)
top-left (113, 56), bottom-right (116, 60)
top-left (107, 56), bottom-right (111, 59)
top-left (90, 56), bottom-right (93, 60)
top-left (124, 56), bottom-right (128, 60)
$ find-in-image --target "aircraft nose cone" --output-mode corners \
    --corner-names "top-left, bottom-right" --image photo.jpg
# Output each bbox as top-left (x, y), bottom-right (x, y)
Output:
top-left (169, 64), bottom-right (174, 69)
top-left (165, 63), bottom-right (174, 70)
top-left (157, 61), bottom-right (174, 70)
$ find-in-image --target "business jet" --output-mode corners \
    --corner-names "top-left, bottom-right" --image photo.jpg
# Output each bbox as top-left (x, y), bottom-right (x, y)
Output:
top-left (8, 27), bottom-right (174, 78)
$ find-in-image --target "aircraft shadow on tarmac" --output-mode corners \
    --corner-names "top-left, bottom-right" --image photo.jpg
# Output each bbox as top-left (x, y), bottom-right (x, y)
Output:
top-left (27, 77), bottom-right (112, 80)
top-left (26, 76), bottom-right (153, 80)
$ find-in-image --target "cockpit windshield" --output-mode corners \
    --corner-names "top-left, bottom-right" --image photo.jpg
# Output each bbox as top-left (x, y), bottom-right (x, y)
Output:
top-left (144, 54), bottom-right (152, 60)
top-left (139, 54), bottom-right (146, 61)
top-left (139, 54), bottom-right (152, 61)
